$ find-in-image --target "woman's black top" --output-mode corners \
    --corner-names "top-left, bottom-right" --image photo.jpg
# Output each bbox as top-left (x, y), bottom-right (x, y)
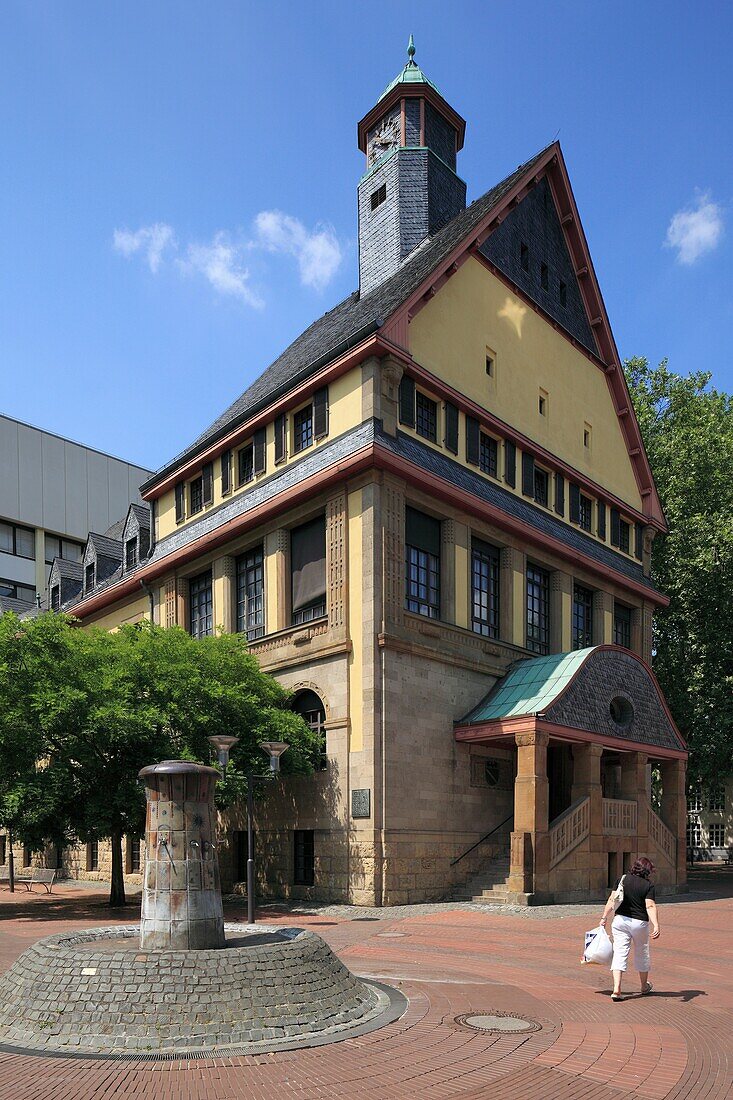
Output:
top-left (615, 873), bottom-right (655, 922)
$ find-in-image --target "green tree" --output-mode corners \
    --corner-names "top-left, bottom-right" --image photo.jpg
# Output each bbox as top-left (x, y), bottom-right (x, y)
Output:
top-left (0, 612), bottom-right (76, 889)
top-left (624, 357), bottom-right (733, 788)
top-left (0, 616), bottom-right (317, 906)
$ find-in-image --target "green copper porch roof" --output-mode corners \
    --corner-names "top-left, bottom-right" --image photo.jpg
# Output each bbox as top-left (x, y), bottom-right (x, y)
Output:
top-left (379, 36), bottom-right (441, 101)
top-left (458, 648), bottom-right (597, 725)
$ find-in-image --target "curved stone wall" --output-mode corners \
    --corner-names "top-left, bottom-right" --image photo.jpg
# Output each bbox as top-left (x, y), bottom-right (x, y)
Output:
top-left (0, 924), bottom-right (390, 1056)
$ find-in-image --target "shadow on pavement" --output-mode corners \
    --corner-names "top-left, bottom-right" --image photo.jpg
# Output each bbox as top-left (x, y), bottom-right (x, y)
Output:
top-left (596, 989), bottom-right (707, 1002)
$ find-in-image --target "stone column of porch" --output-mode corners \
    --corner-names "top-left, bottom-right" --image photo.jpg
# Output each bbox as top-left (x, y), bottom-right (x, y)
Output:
top-left (619, 750), bottom-right (650, 863)
top-left (660, 757), bottom-right (688, 888)
top-left (508, 730), bottom-right (550, 903)
top-left (570, 743), bottom-right (605, 892)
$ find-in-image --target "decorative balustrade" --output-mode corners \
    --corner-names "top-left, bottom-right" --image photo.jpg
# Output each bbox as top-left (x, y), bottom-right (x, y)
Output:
top-left (549, 797), bottom-right (590, 869)
top-left (648, 807), bottom-right (677, 864)
top-left (602, 798), bottom-right (638, 835)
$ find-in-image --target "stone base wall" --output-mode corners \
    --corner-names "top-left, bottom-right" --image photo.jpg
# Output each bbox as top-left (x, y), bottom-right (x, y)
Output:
top-left (382, 830), bottom-right (511, 905)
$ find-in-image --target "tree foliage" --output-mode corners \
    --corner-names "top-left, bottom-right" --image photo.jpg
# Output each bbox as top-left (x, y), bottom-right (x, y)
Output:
top-left (0, 616), bottom-right (317, 904)
top-left (625, 357), bottom-right (733, 787)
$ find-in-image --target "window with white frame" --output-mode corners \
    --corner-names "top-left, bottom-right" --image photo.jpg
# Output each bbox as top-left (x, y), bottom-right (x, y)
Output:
top-left (708, 787), bottom-right (725, 812)
top-left (708, 823), bottom-right (725, 847)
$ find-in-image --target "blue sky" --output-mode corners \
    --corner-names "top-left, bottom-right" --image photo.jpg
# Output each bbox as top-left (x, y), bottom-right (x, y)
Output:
top-left (1, 1), bottom-right (731, 472)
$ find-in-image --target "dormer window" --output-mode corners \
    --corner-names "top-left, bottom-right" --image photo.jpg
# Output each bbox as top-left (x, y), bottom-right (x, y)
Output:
top-left (540, 262), bottom-right (549, 290)
top-left (520, 242), bottom-right (529, 272)
top-left (50, 585), bottom-right (60, 612)
top-left (125, 538), bottom-right (138, 570)
top-left (85, 563), bottom-right (95, 594)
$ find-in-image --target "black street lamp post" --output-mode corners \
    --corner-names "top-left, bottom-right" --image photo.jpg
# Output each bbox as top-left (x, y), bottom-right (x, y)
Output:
top-left (208, 736), bottom-right (289, 926)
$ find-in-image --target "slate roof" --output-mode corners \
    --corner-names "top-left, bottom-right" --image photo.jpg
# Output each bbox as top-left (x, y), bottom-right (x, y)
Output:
top-left (53, 558), bottom-right (83, 581)
top-left (141, 145), bottom-right (551, 493)
top-left (0, 594), bottom-right (36, 615)
top-left (88, 532), bottom-right (124, 560)
top-left (126, 503), bottom-right (151, 531)
top-left (458, 649), bottom-right (593, 724)
top-left (456, 646), bottom-right (685, 753)
top-left (103, 518), bottom-right (127, 543)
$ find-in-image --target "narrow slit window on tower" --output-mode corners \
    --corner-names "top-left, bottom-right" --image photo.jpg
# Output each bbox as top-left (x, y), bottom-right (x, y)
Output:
top-left (370, 184), bottom-right (387, 211)
top-left (541, 262), bottom-right (549, 290)
top-left (520, 242), bottom-right (529, 272)
top-left (538, 389), bottom-right (548, 417)
top-left (559, 280), bottom-right (567, 307)
top-left (485, 352), bottom-right (494, 377)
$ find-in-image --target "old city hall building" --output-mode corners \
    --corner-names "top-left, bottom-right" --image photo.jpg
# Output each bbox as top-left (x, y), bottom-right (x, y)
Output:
top-left (46, 44), bottom-right (687, 905)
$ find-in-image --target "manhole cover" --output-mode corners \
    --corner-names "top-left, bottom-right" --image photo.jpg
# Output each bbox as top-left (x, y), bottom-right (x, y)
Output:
top-left (455, 1012), bottom-right (540, 1034)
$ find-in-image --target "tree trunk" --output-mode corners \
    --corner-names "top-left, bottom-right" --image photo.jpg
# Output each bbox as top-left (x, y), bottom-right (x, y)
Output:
top-left (109, 829), bottom-right (126, 908)
top-left (7, 823), bottom-right (14, 893)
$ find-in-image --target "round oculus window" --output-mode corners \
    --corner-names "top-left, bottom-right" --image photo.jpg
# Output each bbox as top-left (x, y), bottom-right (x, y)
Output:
top-left (609, 696), bottom-right (634, 727)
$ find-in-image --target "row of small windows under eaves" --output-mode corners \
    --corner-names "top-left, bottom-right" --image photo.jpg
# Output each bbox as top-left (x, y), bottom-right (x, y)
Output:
top-left (174, 388), bottom-right (329, 526)
top-left (398, 375), bottom-right (644, 560)
top-left (405, 505), bottom-right (635, 654)
top-left (186, 515), bottom-right (328, 641)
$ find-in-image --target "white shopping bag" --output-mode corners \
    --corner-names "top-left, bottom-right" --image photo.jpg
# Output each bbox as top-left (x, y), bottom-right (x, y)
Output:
top-left (582, 924), bottom-right (613, 965)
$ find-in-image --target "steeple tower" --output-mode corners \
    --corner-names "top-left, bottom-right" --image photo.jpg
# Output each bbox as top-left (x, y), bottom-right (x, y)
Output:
top-left (357, 39), bottom-right (467, 296)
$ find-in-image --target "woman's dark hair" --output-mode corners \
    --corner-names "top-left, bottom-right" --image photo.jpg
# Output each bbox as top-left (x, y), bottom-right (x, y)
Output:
top-left (630, 857), bottom-right (655, 878)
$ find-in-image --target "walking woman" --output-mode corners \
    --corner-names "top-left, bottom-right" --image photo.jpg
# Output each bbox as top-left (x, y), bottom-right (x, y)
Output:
top-left (600, 856), bottom-right (660, 1001)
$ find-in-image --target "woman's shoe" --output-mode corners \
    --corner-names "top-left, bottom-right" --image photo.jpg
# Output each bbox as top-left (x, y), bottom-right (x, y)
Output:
top-left (611, 992), bottom-right (624, 1001)
top-left (641, 982), bottom-right (654, 995)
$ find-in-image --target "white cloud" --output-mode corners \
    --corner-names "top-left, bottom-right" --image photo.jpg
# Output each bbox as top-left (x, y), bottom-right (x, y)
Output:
top-left (665, 194), bottom-right (724, 265)
top-left (254, 210), bottom-right (342, 290)
top-left (112, 223), bottom-right (176, 273)
top-left (112, 209), bottom-right (342, 306)
top-left (179, 234), bottom-right (264, 309)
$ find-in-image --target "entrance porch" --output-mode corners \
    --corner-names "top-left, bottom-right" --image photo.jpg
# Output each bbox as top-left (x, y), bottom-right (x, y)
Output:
top-left (454, 646), bottom-right (688, 904)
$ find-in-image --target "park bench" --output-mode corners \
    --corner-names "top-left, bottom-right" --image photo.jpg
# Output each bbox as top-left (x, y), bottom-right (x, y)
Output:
top-left (0, 866), bottom-right (57, 893)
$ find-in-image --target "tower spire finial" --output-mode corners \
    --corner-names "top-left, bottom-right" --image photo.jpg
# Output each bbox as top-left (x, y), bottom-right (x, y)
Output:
top-left (407, 34), bottom-right (416, 66)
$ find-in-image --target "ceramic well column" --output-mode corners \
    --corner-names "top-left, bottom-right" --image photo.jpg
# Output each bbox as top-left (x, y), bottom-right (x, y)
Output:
top-left (139, 760), bottom-right (225, 950)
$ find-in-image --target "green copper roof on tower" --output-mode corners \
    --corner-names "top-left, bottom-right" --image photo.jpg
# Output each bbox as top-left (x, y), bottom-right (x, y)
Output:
top-left (378, 36), bottom-right (441, 101)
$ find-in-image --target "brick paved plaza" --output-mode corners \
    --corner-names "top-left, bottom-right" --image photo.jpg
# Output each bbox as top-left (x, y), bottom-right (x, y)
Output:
top-left (0, 871), bottom-right (730, 1099)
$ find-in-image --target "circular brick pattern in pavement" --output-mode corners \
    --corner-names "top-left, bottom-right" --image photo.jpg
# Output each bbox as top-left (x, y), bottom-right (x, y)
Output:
top-left (0, 924), bottom-right (406, 1059)
top-left (456, 1011), bottom-right (542, 1034)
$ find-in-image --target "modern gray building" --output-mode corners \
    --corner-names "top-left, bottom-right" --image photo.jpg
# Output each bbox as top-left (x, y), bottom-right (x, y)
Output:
top-left (0, 414), bottom-right (151, 612)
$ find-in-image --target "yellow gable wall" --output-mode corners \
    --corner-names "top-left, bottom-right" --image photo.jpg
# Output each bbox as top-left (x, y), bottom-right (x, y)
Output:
top-left (156, 366), bottom-right (363, 542)
top-left (409, 257), bottom-right (643, 512)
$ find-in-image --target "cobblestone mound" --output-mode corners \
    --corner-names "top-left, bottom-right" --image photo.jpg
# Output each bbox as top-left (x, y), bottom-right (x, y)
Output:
top-left (0, 924), bottom-right (393, 1056)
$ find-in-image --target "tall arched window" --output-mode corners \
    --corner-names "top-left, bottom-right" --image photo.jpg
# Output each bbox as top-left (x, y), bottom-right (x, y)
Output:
top-left (292, 690), bottom-right (327, 771)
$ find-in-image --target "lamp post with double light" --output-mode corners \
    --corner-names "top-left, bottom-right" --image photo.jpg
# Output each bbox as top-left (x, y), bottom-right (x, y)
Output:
top-left (207, 735), bottom-right (289, 925)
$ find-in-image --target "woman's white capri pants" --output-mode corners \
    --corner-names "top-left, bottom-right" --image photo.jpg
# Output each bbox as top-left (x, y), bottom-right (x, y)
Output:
top-left (611, 915), bottom-right (651, 972)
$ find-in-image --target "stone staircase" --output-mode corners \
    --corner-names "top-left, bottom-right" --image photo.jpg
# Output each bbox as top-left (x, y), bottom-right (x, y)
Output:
top-left (453, 854), bottom-right (511, 904)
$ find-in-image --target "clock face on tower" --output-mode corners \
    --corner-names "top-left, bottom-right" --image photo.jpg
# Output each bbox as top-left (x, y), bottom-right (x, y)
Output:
top-left (368, 115), bottom-right (401, 165)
